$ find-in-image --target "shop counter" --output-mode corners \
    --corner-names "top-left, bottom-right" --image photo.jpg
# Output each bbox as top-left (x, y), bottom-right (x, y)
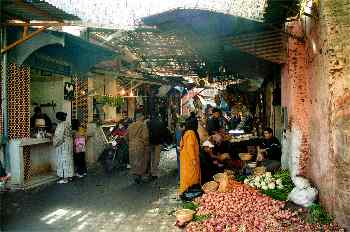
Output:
top-left (9, 137), bottom-right (56, 188)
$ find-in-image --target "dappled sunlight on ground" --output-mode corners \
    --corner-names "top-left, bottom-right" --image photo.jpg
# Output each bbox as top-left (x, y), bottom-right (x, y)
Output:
top-left (3, 148), bottom-right (182, 231)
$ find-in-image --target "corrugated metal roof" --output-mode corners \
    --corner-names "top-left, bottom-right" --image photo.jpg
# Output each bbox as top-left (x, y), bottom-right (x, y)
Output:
top-left (2, 0), bottom-right (80, 21)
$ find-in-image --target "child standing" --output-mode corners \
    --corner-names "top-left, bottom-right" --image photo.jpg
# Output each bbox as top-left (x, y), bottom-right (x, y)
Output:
top-left (74, 126), bottom-right (87, 178)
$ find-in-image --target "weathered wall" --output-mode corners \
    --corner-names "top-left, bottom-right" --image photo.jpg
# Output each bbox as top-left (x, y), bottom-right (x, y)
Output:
top-left (320, 0), bottom-right (350, 227)
top-left (281, 20), bottom-right (311, 177)
top-left (282, 0), bottom-right (350, 228)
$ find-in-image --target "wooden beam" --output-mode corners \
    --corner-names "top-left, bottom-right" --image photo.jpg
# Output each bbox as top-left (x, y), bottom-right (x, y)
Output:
top-left (4, 21), bottom-right (66, 27)
top-left (1, 26), bottom-right (49, 54)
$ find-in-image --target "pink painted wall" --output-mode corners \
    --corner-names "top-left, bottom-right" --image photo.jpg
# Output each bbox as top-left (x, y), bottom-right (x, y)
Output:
top-left (281, 0), bottom-right (350, 228)
top-left (281, 20), bottom-right (311, 177)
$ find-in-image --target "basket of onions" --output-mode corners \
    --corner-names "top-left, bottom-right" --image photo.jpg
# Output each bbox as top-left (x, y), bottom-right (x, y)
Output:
top-left (175, 209), bottom-right (195, 224)
top-left (254, 166), bottom-right (266, 176)
top-left (202, 181), bottom-right (219, 193)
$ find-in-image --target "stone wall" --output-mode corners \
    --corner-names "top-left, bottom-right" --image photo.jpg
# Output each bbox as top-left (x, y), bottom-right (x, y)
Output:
top-left (281, 0), bottom-right (350, 228)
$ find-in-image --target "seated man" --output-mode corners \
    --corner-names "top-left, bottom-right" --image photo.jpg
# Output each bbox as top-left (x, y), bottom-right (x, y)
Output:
top-left (210, 133), bottom-right (242, 170)
top-left (258, 128), bottom-right (282, 172)
top-left (200, 140), bottom-right (223, 183)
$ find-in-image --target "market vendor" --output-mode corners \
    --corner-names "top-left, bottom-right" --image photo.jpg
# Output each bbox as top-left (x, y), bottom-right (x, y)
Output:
top-left (210, 133), bottom-right (242, 170)
top-left (30, 106), bottom-right (52, 131)
top-left (200, 140), bottom-right (223, 183)
top-left (206, 108), bottom-right (224, 135)
top-left (258, 128), bottom-right (282, 172)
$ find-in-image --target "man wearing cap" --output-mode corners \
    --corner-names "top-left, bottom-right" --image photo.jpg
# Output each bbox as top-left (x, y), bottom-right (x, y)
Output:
top-left (127, 112), bottom-right (150, 184)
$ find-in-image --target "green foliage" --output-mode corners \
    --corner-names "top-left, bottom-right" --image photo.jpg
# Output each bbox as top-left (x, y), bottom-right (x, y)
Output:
top-left (235, 175), bottom-right (247, 182)
top-left (182, 201), bottom-right (199, 211)
top-left (262, 169), bottom-right (294, 201)
top-left (193, 214), bottom-right (211, 222)
top-left (95, 95), bottom-right (124, 109)
top-left (308, 203), bottom-right (333, 225)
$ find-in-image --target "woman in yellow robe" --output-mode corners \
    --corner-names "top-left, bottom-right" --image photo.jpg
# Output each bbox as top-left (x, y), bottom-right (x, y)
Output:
top-left (179, 118), bottom-right (201, 195)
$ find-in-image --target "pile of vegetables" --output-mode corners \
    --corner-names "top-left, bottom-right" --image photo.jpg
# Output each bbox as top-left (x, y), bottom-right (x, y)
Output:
top-left (244, 172), bottom-right (283, 190)
top-left (184, 180), bottom-right (343, 232)
top-left (261, 170), bottom-right (294, 201)
top-left (237, 169), bottom-right (294, 201)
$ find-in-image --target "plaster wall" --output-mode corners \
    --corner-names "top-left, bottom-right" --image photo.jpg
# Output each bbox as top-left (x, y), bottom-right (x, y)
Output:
top-left (30, 71), bottom-right (71, 125)
top-left (30, 72), bottom-right (72, 175)
top-left (281, 0), bottom-right (350, 228)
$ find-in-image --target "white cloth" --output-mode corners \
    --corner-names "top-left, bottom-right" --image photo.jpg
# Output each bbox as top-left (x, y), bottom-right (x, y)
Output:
top-left (202, 140), bottom-right (214, 148)
top-left (53, 121), bottom-right (74, 178)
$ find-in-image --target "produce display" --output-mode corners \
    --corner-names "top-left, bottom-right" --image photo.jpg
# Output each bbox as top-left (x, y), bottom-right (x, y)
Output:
top-left (244, 172), bottom-right (282, 190)
top-left (181, 179), bottom-right (343, 232)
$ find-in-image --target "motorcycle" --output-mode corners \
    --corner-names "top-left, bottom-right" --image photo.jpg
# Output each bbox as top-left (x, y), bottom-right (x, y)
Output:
top-left (98, 135), bottom-right (129, 174)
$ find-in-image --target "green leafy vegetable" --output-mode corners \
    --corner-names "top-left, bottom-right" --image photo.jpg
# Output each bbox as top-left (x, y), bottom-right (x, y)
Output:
top-left (308, 203), bottom-right (333, 224)
top-left (193, 214), bottom-right (210, 222)
top-left (235, 175), bottom-right (247, 182)
top-left (182, 201), bottom-right (199, 211)
top-left (262, 169), bottom-right (294, 201)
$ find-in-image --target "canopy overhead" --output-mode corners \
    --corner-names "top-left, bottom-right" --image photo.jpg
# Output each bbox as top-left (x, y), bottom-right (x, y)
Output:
top-left (1, 0), bottom-right (80, 22)
top-left (45, 0), bottom-right (268, 29)
top-left (8, 28), bottom-right (118, 76)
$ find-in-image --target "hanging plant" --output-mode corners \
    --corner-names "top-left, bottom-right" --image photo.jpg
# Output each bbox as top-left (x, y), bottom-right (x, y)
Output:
top-left (95, 95), bottom-right (124, 109)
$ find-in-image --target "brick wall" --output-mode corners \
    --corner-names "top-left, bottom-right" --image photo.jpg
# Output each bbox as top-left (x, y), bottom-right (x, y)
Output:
top-left (282, 0), bottom-right (350, 228)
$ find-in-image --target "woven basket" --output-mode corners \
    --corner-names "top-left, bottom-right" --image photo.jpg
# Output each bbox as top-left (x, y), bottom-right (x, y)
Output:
top-left (202, 181), bottom-right (219, 193)
top-left (254, 166), bottom-right (266, 176)
top-left (176, 209), bottom-right (195, 223)
top-left (213, 173), bottom-right (227, 183)
top-left (239, 153), bottom-right (253, 161)
top-left (224, 169), bottom-right (235, 178)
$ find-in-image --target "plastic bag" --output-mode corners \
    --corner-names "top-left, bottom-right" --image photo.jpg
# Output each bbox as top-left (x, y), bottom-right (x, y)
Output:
top-left (288, 186), bottom-right (318, 207)
top-left (292, 176), bottom-right (311, 189)
top-left (181, 185), bottom-right (203, 201)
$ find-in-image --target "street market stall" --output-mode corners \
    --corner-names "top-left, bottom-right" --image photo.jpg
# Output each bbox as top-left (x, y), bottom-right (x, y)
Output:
top-left (5, 28), bottom-right (116, 189)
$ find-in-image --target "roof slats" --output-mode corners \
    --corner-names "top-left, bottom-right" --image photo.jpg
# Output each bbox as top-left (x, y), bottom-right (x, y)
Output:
top-left (230, 29), bottom-right (287, 64)
top-left (2, 0), bottom-right (80, 22)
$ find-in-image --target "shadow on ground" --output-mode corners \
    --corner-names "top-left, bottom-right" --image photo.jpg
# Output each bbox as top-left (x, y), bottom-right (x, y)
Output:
top-left (1, 149), bottom-right (181, 232)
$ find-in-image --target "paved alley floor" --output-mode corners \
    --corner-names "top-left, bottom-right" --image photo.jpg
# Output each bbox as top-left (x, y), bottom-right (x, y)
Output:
top-left (1, 149), bottom-right (182, 232)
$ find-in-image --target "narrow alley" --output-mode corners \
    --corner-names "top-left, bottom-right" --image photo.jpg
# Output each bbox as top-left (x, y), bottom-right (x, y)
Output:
top-left (1, 0), bottom-right (349, 231)
top-left (2, 149), bottom-right (181, 232)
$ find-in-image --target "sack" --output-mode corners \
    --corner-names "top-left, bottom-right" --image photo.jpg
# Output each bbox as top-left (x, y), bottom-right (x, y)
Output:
top-left (218, 174), bottom-right (229, 192)
top-left (181, 184), bottom-right (203, 201)
top-left (288, 186), bottom-right (318, 207)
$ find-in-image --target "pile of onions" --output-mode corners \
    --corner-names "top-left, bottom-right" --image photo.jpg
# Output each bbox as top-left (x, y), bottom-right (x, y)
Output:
top-left (185, 180), bottom-right (343, 232)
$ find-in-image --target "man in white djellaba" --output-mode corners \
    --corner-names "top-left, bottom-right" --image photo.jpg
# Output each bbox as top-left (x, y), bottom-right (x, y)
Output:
top-left (53, 112), bottom-right (74, 184)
